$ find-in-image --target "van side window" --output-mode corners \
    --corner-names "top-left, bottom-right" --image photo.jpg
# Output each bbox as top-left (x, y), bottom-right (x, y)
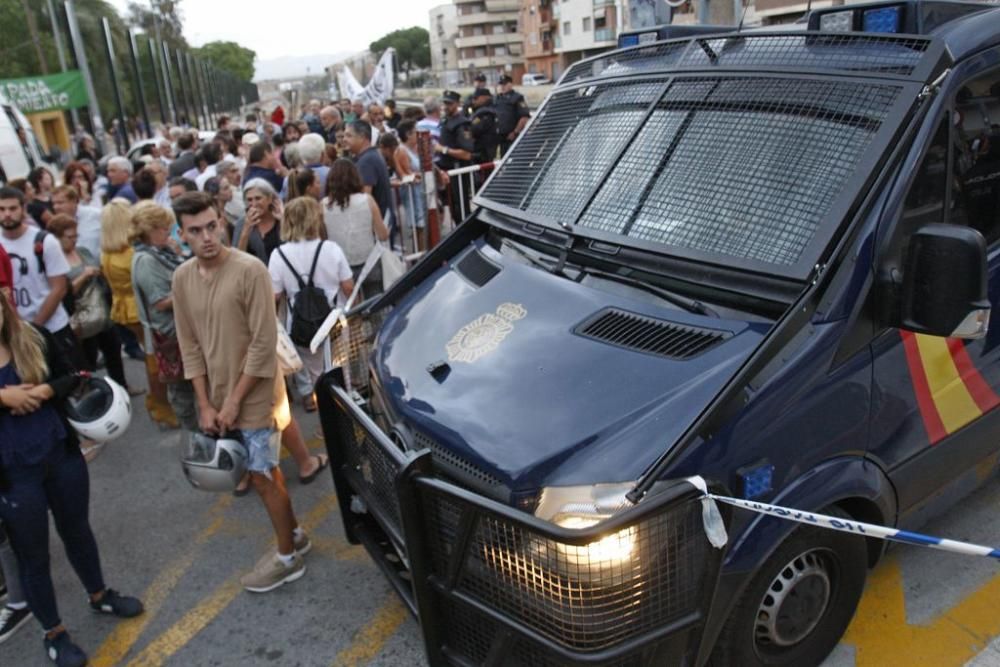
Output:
top-left (902, 117), bottom-right (949, 227)
top-left (953, 69), bottom-right (1000, 244)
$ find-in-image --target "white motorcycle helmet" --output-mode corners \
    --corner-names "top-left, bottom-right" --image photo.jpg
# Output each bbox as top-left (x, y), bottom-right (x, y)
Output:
top-left (65, 376), bottom-right (132, 443)
top-left (181, 432), bottom-right (249, 493)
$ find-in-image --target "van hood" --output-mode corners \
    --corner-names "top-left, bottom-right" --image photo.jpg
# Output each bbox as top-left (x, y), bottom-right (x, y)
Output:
top-left (372, 243), bottom-right (767, 494)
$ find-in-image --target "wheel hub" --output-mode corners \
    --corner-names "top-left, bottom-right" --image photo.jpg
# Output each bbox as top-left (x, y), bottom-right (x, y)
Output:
top-left (754, 549), bottom-right (832, 649)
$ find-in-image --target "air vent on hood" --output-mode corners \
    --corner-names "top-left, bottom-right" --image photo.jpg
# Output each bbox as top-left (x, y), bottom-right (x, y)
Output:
top-left (455, 249), bottom-right (501, 287)
top-left (577, 308), bottom-right (729, 359)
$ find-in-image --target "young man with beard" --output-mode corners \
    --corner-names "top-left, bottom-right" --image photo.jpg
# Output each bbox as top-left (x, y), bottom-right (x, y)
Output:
top-left (0, 187), bottom-right (79, 367)
top-left (171, 192), bottom-right (310, 592)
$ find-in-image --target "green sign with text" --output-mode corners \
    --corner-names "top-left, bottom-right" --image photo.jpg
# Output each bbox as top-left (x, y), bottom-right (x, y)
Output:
top-left (0, 71), bottom-right (88, 113)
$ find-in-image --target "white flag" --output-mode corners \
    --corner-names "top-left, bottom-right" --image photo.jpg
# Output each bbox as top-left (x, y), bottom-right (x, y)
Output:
top-left (337, 67), bottom-right (366, 104)
top-left (362, 49), bottom-right (394, 106)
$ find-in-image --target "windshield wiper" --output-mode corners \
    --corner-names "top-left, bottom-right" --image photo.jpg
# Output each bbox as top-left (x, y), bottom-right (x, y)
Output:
top-left (503, 238), bottom-right (717, 317)
top-left (578, 266), bottom-right (719, 318)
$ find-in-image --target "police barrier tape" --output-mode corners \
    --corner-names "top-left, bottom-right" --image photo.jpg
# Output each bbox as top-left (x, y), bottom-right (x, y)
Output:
top-left (684, 476), bottom-right (1000, 559)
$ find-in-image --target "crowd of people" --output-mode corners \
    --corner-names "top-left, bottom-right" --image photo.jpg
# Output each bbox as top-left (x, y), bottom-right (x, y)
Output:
top-left (0, 80), bottom-right (532, 666)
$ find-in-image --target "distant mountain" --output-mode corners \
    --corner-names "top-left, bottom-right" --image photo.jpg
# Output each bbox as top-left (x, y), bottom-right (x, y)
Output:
top-left (254, 53), bottom-right (353, 82)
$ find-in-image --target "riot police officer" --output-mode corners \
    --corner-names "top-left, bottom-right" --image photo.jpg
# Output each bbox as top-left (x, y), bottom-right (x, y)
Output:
top-left (436, 90), bottom-right (475, 222)
top-left (464, 73), bottom-right (487, 117)
top-left (495, 75), bottom-right (531, 156)
top-left (470, 88), bottom-right (501, 165)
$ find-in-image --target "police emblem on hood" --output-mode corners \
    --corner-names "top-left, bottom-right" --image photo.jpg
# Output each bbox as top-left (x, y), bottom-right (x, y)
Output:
top-left (446, 303), bottom-right (527, 363)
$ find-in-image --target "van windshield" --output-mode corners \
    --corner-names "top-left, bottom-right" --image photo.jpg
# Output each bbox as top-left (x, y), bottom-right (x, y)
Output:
top-left (479, 75), bottom-right (907, 276)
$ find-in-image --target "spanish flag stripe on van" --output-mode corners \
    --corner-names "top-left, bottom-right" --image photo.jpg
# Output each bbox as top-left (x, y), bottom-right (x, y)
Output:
top-left (901, 331), bottom-right (1000, 445)
top-left (901, 331), bottom-right (948, 444)
top-left (946, 337), bottom-right (1000, 413)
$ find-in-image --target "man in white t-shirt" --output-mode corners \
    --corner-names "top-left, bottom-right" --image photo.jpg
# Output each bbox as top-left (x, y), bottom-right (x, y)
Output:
top-left (0, 186), bottom-right (81, 367)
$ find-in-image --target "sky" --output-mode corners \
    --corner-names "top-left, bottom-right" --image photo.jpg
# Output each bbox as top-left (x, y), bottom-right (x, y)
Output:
top-left (106, 0), bottom-right (447, 61)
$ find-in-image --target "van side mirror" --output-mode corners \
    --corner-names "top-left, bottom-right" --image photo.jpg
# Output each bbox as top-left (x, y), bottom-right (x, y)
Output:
top-left (900, 224), bottom-right (990, 339)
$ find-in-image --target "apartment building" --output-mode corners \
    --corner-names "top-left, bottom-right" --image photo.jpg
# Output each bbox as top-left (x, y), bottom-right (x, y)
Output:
top-left (554, 0), bottom-right (624, 70)
top-left (454, 0), bottom-right (526, 85)
top-left (520, 0), bottom-right (561, 82)
top-left (430, 4), bottom-right (463, 87)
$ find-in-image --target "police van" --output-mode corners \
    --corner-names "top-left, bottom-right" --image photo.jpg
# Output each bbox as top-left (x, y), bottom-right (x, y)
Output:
top-left (317, 2), bottom-right (1000, 664)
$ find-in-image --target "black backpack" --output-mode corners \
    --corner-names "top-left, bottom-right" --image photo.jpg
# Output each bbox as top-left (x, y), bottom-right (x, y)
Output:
top-left (277, 242), bottom-right (332, 347)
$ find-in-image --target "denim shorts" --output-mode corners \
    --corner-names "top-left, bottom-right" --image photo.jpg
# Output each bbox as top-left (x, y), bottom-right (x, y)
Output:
top-left (240, 428), bottom-right (280, 475)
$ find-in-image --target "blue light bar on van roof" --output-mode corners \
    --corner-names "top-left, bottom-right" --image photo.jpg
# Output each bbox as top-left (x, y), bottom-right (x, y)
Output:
top-left (814, 3), bottom-right (905, 33)
top-left (863, 6), bottom-right (902, 33)
top-left (619, 34), bottom-right (640, 47)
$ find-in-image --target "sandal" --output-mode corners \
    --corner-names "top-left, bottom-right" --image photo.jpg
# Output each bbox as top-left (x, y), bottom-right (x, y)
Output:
top-left (298, 454), bottom-right (329, 485)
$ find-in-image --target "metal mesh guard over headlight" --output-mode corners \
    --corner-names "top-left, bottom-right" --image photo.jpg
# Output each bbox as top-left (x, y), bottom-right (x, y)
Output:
top-left (421, 482), bottom-right (708, 651)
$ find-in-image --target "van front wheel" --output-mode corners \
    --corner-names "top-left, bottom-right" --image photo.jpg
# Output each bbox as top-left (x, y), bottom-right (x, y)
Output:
top-left (711, 507), bottom-right (867, 666)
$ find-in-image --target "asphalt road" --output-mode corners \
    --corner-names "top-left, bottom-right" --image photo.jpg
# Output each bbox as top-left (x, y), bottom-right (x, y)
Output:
top-left (0, 359), bottom-right (425, 667)
top-left (3, 357), bottom-right (1000, 666)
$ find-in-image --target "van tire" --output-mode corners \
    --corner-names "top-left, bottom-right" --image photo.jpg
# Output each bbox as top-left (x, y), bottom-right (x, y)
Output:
top-left (710, 506), bottom-right (867, 667)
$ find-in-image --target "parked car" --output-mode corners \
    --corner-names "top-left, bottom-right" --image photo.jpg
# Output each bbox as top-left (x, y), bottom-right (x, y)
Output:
top-left (521, 73), bottom-right (551, 86)
top-left (319, 2), bottom-right (1000, 665)
top-left (125, 130), bottom-right (216, 164)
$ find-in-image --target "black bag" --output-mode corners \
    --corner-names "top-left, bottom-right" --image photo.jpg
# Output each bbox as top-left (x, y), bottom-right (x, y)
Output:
top-left (277, 242), bottom-right (332, 347)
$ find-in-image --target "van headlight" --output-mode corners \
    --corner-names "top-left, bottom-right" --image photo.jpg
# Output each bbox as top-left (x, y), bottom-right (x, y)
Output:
top-left (535, 483), bottom-right (637, 570)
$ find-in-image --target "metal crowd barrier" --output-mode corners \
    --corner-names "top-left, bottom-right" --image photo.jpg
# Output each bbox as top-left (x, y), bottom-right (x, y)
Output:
top-left (448, 161), bottom-right (500, 223)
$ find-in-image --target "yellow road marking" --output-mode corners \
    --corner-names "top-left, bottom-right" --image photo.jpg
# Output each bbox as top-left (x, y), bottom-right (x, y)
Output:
top-left (124, 579), bottom-right (243, 667)
top-left (331, 596), bottom-right (409, 667)
top-left (842, 558), bottom-right (1000, 665)
top-left (118, 494), bottom-right (341, 667)
top-left (90, 496), bottom-right (234, 667)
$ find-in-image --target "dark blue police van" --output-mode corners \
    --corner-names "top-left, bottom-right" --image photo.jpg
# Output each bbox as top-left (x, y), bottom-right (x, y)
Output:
top-left (318, 2), bottom-right (1000, 664)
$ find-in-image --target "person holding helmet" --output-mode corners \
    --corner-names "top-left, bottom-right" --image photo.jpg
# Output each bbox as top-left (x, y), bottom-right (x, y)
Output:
top-left (171, 191), bottom-right (311, 593)
top-left (0, 290), bottom-right (142, 667)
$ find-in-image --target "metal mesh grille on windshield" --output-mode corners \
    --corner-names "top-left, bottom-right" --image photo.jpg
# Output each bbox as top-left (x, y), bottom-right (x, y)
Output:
top-left (481, 75), bottom-right (902, 267)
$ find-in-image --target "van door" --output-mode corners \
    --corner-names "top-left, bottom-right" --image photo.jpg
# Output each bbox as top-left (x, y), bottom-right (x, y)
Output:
top-left (871, 54), bottom-right (1000, 519)
top-left (0, 105), bottom-right (31, 180)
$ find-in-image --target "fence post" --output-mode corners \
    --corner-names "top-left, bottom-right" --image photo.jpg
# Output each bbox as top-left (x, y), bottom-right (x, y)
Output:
top-left (159, 40), bottom-right (178, 125)
top-left (64, 0), bottom-right (107, 155)
top-left (127, 29), bottom-right (153, 139)
top-left (46, 0), bottom-right (81, 130)
top-left (173, 48), bottom-right (193, 127)
top-left (100, 16), bottom-right (130, 152)
top-left (147, 37), bottom-right (167, 126)
top-left (417, 130), bottom-right (439, 249)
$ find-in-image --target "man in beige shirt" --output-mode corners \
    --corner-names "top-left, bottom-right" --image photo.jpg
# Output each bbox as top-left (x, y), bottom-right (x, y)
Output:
top-left (171, 191), bottom-right (310, 593)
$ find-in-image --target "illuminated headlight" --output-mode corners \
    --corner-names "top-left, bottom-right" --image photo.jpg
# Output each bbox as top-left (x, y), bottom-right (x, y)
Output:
top-left (819, 11), bottom-right (854, 32)
top-left (536, 482), bottom-right (638, 570)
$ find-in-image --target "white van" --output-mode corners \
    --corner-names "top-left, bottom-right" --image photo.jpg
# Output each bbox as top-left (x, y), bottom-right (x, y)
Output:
top-left (0, 90), bottom-right (56, 182)
top-left (521, 73), bottom-right (551, 86)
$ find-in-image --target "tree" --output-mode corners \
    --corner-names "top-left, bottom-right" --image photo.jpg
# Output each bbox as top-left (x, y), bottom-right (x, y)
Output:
top-left (125, 0), bottom-right (187, 50)
top-left (193, 41), bottom-right (255, 82)
top-left (369, 27), bottom-right (430, 80)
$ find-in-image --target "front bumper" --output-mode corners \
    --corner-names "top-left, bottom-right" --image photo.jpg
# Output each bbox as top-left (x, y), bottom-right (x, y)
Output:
top-left (318, 371), bottom-right (728, 666)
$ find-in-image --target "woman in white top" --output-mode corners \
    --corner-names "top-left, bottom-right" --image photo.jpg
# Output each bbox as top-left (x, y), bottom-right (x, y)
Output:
top-left (269, 197), bottom-right (354, 411)
top-left (322, 158), bottom-right (389, 299)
